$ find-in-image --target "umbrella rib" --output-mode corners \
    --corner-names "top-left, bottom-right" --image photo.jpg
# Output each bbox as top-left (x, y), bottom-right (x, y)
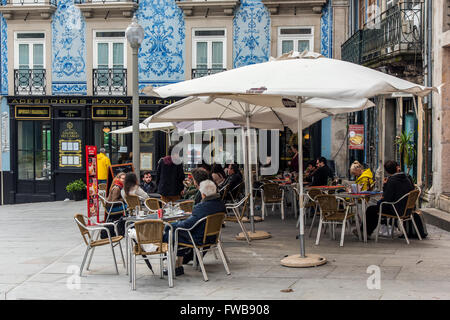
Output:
top-left (270, 108), bottom-right (286, 127)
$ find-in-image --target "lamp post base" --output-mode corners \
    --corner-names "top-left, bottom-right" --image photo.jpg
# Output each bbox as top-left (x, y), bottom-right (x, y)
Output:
top-left (280, 254), bottom-right (327, 268)
top-left (236, 230), bottom-right (271, 240)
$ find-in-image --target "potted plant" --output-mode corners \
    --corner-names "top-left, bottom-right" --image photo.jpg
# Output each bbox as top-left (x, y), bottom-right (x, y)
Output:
top-left (66, 179), bottom-right (87, 201)
top-left (395, 131), bottom-right (416, 177)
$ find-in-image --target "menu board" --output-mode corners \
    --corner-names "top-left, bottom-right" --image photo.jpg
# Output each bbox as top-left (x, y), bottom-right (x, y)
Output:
top-left (106, 163), bottom-right (135, 197)
top-left (349, 124), bottom-right (364, 150)
top-left (59, 121), bottom-right (83, 168)
top-left (86, 146), bottom-right (100, 224)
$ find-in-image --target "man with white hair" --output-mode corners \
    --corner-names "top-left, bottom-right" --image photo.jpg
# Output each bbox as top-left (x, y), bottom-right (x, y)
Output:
top-left (163, 179), bottom-right (226, 276)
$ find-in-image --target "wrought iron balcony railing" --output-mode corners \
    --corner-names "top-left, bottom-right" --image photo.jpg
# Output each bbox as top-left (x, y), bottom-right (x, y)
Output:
top-left (192, 68), bottom-right (227, 79)
top-left (93, 68), bottom-right (127, 96)
top-left (74, 0), bottom-right (138, 4)
top-left (2, 0), bottom-right (57, 5)
top-left (341, 2), bottom-right (423, 65)
top-left (14, 69), bottom-right (46, 95)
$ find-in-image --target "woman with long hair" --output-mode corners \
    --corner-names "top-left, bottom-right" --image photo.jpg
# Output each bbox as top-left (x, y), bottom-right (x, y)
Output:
top-left (106, 172), bottom-right (127, 215)
top-left (121, 172), bottom-right (149, 200)
top-left (211, 163), bottom-right (226, 187)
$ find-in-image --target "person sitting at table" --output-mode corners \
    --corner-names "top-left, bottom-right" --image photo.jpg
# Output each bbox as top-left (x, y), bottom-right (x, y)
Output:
top-left (211, 163), bottom-right (227, 187)
top-left (121, 172), bottom-right (149, 201)
top-left (350, 161), bottom-right (374, 191)
top-left (221, 163), bottom-right (243, 200)
top-left (304, 160), bottom-right (316, 184)
top-left (311, 157), bottom-right (334, 186)
top-left (354, 160), bottom-right (414, 239)
top-left (106, 172), bottom-right (127, 214)
top-left (190, 168), bottom-right (210, 205)
top-left (163, 180), bottom-right (226, 276)
top-left (156, 145), bottom-right (185, 203)
top-left (140, 171), bottom-right (157, 195)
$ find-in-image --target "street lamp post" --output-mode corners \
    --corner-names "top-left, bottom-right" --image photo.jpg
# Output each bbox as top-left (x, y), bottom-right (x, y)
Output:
top-left (126, 15), bottom-right (144, 178)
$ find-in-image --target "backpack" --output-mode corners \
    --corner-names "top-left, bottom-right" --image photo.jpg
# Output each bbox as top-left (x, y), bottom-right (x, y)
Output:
top-left (402, 211), bottom-right (428, 239)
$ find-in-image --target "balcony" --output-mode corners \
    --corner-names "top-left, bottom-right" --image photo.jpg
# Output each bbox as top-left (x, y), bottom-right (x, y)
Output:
top-left (175, 0), bottom-right (240, 17)
top-left (14, 69), bottom-right (46, 95)
top-left (0, 0), bottom-right (57, 20)
top-left (93, 68), bottom-right (127, 96)
top-left (191, 68), bottom-right (226, 79)
top-left (75, 0), bottom-right (138, 19)
top-left (341, 2), bottom-right (423, 66)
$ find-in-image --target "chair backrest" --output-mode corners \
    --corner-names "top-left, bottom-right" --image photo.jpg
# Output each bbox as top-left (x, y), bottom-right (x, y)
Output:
top-left (179, 200), bottom-right (194, 213)
top-left (145, 198), bottom-right (164, 211)
top-left (315, 194), bottom-right (340, 220)
top-left (231, 181), bottom-right (245, 200)
top-left (307, 189), bottom-right (322, 201)
top-left (221, 183), bottom-right (231, 201)
top-left (202, 212), bottom-right (226, 245)
top-left (262, 183), bottom-right (283, 202)
top-left (402, 189), bottom-right (420, 218)
top-left (124, 194), bottom-right (141, 212)
top-left (134, 220), bottom-right (164, 254)
top-left (98, 183), bottom-right (107, 191)
top-left (74, 214), bottom-right (91, 245)
top-left (237, 195), bottom-right (249, 220)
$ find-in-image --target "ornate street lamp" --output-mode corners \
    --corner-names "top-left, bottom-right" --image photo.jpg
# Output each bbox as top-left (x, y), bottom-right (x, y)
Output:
top-left (126, 15), bottom-right (144, 178)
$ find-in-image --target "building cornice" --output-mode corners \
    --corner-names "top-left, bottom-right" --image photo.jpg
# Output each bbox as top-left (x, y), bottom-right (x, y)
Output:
top-left (176, 0), bottom-right (240, 18)
top-left (0, 4), bottom-right (56, 20)
top-left (75, 1), bottom-right (138, 19)
top-left (262, 0), bottom-right (327, 15)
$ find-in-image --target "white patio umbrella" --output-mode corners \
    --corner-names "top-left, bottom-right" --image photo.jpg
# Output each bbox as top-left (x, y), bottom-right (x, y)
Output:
top-left (145, 95), bottom-right (375, 240)
top-left (110, 120), bottom-right (236, 134)
top-left (110, 122), bottom-right (175, 134)
top-left (148, 51), bottom-right (437, 267)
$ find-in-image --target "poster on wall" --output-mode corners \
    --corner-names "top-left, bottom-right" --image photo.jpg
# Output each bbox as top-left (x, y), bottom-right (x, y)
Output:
top-left (349, 124), bottom-right (364, 150)
top-left (86, 145), bottom-right (99, 224)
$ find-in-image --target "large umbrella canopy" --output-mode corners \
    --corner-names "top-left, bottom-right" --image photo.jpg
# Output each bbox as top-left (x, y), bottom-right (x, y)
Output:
top-left (153, 51), bottom-right (436, 101)
top-left (144, 96), bottom-right (375, 132)
top-left (111, 120), bottom-right (237, 134)
top-left (110, 122), bottom-right (175, 134)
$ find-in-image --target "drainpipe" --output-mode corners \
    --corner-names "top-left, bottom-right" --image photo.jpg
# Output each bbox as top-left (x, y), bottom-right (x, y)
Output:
top-left (425, 0), bottom-right (432, 191)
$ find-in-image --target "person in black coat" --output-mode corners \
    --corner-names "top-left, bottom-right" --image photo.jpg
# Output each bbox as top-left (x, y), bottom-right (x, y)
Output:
top-left (311, 157), bottom-right (334, 186)
top-left (140, 171), bottom-right (157, 194)
top-left (163, 180), bottom-right (226, 275)
top-left (156, 145), bottom-right (185, 203)
top-left (359, 160), bottom-right (415, 237)
top-left (221, 163), bottom-right (242, 199)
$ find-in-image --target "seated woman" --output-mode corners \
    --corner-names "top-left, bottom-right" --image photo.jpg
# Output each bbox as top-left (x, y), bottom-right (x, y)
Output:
top-left (211, 163), bottom-right (227, 187)
top-left (163, 180), bottom-right (226, 276)
top-left (106, 172), bottom-right (127, 217)
top-left (350, 161), bottom-right (374, 191)
top-left (121, 172), bottom-right (149, 201)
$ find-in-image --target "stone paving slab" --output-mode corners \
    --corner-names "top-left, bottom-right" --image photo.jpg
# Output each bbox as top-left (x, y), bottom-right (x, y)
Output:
top-left (1, 200), bottom-right (450, 300)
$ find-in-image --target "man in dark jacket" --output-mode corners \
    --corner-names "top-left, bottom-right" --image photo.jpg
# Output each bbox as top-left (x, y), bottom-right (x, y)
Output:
top-left (156, 145), bottom-right (185, 203)
top-left (163, 180), bottom-right (226, 275)
top-left (221, 163), bottom-right (242, 200)
top-left (140, 171), bottom-right (157, 195)
top-left (311, 157), bottom-right (334, 186)
top-left (361, 160), bottom-right (415, 237)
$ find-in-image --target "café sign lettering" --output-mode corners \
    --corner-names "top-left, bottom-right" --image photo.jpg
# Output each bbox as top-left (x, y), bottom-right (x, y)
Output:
top-left (8, 97), bottom-right (130, 105)
top-left (15, 106), bottom-right (50, 119)
top-left (92, 106), bottom-right (128, 120)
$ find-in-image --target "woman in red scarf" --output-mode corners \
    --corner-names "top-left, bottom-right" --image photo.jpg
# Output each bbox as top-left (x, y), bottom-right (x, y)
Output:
top-left (106, 172), bottom-right (126, 214)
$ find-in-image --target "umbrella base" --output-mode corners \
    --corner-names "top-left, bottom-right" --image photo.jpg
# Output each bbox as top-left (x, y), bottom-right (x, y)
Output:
top-left (241, 216), bottom-right (263, 223)
top-left (280, 254), bottom-right (327, 268)
top-left (236, 230), bottom-right (271, 240)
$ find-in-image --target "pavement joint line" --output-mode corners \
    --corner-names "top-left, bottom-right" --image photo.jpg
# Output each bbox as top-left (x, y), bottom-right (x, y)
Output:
top-left (4, 243), bottom-right (83, 300)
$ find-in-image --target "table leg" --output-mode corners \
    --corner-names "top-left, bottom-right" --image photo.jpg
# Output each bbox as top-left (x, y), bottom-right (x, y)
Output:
top-left (361, 199), bottom-right (367, 243)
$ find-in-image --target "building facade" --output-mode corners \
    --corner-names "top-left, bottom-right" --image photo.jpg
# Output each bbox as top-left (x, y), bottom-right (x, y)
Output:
top-left (0, 0), bottom-right (349, 204)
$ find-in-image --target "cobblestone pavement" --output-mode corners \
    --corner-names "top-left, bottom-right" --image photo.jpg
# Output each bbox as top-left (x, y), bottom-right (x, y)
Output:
top-left (1, 200), bottom-right (450, 300)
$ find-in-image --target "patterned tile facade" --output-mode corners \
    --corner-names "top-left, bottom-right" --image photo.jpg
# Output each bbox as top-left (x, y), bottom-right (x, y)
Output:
top-left (1, 13), bottom-right (7, 96)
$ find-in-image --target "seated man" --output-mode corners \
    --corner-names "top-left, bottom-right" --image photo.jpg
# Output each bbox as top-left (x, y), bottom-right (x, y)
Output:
top-left (356, 160), bottom-right (414, 238)
top-left (163, 180), bottom-right (226, 276)
top-left (140, 171), bottom-right (157, 195)
top-left (220, 163), bottom-right (243, 199)
top-left (311, 157), bottom-right (334, 186)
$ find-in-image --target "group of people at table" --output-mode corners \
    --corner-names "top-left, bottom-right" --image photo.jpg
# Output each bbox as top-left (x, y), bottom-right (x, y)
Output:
top-left (95, 143), bottom-right (417, 277)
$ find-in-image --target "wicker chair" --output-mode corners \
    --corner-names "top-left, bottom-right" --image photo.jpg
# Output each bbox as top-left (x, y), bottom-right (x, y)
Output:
top-left (230, 182), bottom-right (245, 202)
top-left (99, 194), bottom-right (126, 222)
top-left (130, 219), bottom-right (174, 289)
top-left (74, 214), bottom-right (125, 276)
top-left (174, 212), bottom-right (230, 282)
top-left (144, 198), bottom-right (167, 213)
top-left (261, 183), bottom-right (285, 220)
top-left (98, 183), bottom-right (107, 197)
top-left (178, 200), bottom-right (194, 213)
top-left (306, 189), bottom-right (324, 237)
top-left (225, 194), bottom-right (250, 245)
top-left (375, 189), bottom-right (422, 244)
top-left (124, 194), bottom-right (141, 216)
top-left (314, 194), bottom-right (359, 247)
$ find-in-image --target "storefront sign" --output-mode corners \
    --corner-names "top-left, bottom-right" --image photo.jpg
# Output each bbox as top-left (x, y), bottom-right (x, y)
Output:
top-left (15, 106), bottom-right (50, 120)
top-left (1, 112), bottom-right (9, 152)
top-left (58, 110), bottom-right (82, 118)
top-left (349, 124), bottom-right (364, 150)
top-left (86, 145), bottom-right (100, 224)
top-left (139, 110), bottom-right (154, 119)
top-left (92, 106), bottom-right (128, 120)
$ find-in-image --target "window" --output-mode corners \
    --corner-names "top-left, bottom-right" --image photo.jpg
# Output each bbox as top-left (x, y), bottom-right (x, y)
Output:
top-left (192, 28), bottom-right (226, 77)
top-left (14, 32), bottom-right (46, 93)
top-left (278, 27), bottom-right (314, 56)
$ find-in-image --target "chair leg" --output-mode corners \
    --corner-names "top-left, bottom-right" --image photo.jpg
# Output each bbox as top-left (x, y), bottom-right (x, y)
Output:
top-left (315, 219), bottom-right (323, 245)
top-left (398, 219), bottom-right (410, 244)
top-left (86, 247), bottom-right (96, 271)
top-left (160, 256), bottom-right (164, 279)
top-left (217, 242), bottom-right (231, 275)
top-left (79, 246), bottom-right (90, 277)
top-left (237, 219), bottom-right (251, 245)
top-left (109, 239), bottom-right (119, 275)
top-left (354, 213), bottom-right (362, 241)
top-left (194, 247), bottom-right (208, 281)
top-left (212, 248), bottom-right (219, 260)
top-left (166, 253), bottom-right (173, 288)
top-left (375, 212), bottom-right (383, 243)
top-left (262, 202), bottom-right (265, 220)
top-left (132, 254), bottom-right (136, 291)
top-left (308, 213), bottom-right (317, 238)
top-left (340, 221), bottom-right (346, 247)
top-left (281, 202), bottom-right (285, 220)
top-left (118, 241), bottom-right (126, 268)
top-left (411, 217), bottom-right (423, 240)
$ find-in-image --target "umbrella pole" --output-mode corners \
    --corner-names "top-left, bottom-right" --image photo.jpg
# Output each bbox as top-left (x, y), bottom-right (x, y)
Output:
top-left (280, 97), bottom-right (326, 267)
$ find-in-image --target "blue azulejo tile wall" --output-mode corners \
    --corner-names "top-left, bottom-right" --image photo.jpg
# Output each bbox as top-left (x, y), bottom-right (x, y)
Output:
top-left (52, 0), bottom-right (87, 95)
top-left (1, 12), bottom-right (7, 96)
top-left (233, 0), bottom-right (270, 68)
top-left (137, 0), bottom-right (185, 91)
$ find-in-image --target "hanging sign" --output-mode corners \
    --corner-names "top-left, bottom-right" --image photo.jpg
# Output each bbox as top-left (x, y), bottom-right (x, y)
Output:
top-left (86, 145), bottom-right (99, 224)
top-left (349, 124), bottom-right (364, 150)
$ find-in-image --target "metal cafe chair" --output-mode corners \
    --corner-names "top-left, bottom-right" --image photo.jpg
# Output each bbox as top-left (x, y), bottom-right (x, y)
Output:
top-left (225, 194), bottom-right (251, 245)
top-left (261, 182), bottom-right (285, 220)
top-left (144, 198), bottom-right (167, 213)
top-left (314, 194), bottom-right (359, 247)
top-left (73, 214), bottom-right (125, 276)
top-left (99, 194), bottom-right (126, 222)
top-left (174, 212), bottom-right (230, 282)
top-left (98, 183), bottom-right (107, 198)
top-left (124, 194), bottom-right (141, 216)
top-left (130, 219), bottom-right (174, 290)
top-left (178, 200), bottom-right (194, 213)
top-left (375, 189), bottom-right (422, 245)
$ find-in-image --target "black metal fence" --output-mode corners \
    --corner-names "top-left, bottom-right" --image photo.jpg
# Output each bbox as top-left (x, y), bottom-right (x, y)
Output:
top-left (3, 0), bottom-right (57, 5)
top-left (93, 68), bottom-right (127, 96)
top-left (14, 69), bottom-right (46, 95)
top-left (192, 68), bottom-right (227, 79)
top-left (73, 0), bottom-right (138, 3)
